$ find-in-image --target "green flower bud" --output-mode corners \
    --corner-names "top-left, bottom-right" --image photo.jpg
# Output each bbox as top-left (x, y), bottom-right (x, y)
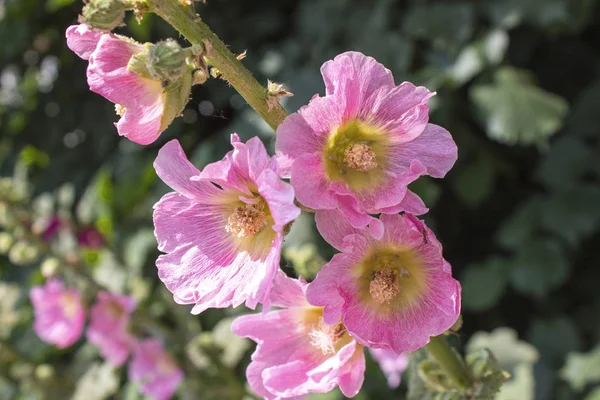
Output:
top-left (80, 0), bottom-right (126, 32)
top-left (147, 40), bottom-right (187, 83)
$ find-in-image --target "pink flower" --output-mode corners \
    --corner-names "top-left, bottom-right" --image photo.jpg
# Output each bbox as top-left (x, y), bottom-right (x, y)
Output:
top-left (78, 226), bottom-right (104, 249)
top-left (87, 291), bottom-right (136, 366)
top-left (153, 136), bottom-right (300, 314)
top-left (276, 51), bottom-right (457, 237)
top-left (129, 339), bottom-right (183, 400)
top-left (369, 348), bottom-right (410, 388)
top-left (65, 24), bottom-right (190, 145)
top-left (231, 271), bottom-right (365, 399)
top-left (30, 280), bottom-right (85, 349)
top-left (306, 212), bottom-right (461, 354)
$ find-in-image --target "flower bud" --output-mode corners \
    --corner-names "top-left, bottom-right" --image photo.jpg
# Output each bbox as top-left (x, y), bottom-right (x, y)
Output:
top-left (147, 40), bottom-right (187, 83)
top-left (80, 0), bottom-right (126, 32)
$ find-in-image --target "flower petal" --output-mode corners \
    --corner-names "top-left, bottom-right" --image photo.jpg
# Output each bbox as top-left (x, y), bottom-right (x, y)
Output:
top-left (65, 24), bottom-right (102, 60)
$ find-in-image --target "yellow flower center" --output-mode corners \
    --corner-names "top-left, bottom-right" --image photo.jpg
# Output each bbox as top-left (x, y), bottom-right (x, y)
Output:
top-left (60, 293), bottom-right (79, 319)
top-left (354, 245), bottom-right (428, 315)
top-left (302, 307), bottom-right (353, 356)
top-left (225, 202), bottom-right (268, 238)
top-left (323, 120), bottom-right (390, 192)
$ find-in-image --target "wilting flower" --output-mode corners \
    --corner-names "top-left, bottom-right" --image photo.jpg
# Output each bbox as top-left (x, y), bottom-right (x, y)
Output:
top-left (369, 348), bottom-right (410, 389)
top-left (30, 280), bottom-right (85, 348)
top-left (129, 339), bottom-right (183, 400)
top-left (153, 136), bottom-right (300, 314)
top-left (306, 212), bottom-right (461, 354)
top-left (276, 51), bottom-right (457, 236)
top-left (232, 271), bottom-right (365, 399)
top-left (87, 291), bottom-right (136, 366)
top-left (65, 24), bottom-right (192, 145)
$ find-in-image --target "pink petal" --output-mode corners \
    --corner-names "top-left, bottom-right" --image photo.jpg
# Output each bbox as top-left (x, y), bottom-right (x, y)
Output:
top-left (321, 51), bottom-right (394, 98)
top-left (379, 189), bottom-right (428, 216)
top-left (315, 209), bottom-right (362, 251)
top-left (339, 350), bottom-right (366, 397)
top-left (388, 123), bottom-right (458, 179)
top-left (154, 140), bottom-right (221, 202)
top-left (257, 168), bottom-right (301, 231)
top-left (65, 24), bottom-right (103, 60)
top-left (275, 113), bottom-right (325, 178)
top-left (290, 154), bottom-right (337, 210)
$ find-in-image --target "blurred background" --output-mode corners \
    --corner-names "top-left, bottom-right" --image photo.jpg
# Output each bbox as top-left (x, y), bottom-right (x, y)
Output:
top-left (1, 0), bottom-right (600, 399)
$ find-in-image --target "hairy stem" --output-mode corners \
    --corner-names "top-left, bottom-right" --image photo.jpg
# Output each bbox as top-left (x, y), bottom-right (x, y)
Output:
top-left (146, 0), bottom-right (289, 130)
top-left (425, 335), bottom-right (473, 391)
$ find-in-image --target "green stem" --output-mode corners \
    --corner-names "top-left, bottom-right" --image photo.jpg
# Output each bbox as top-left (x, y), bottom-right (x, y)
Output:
top-left (425, 335), bottom-right (473, 391)
top-left (146, 0), bottom-right (289, 130)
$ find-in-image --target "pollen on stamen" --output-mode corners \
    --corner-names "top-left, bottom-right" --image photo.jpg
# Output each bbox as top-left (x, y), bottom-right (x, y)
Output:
top-left (115, 104), bottom-right (127, 116)
top-left (370, 268), bottom-right (400, 304)
top-left (343, 143), bottom-right (378, 172)
top-left (308, 319), bottom-right (347, 355)
top-left (225, 202), bottom-right (267, 238)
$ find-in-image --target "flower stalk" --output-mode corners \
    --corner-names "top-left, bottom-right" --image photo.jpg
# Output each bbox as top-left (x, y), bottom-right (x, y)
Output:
top-left (425, 334), bottom-right (473, 391)
top-left (145, 0), bottom-right (289, 130)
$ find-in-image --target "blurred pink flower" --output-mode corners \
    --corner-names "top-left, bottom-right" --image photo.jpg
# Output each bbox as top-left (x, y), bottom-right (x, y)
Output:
top-left (276, 51), bottom-right (457, 237)
top-left (232, 271), bottom-right (365, 399)
top-left (87, 291), bottom-right (136, 366)
top-left (369, 348), bottom-right (410, 388)
top-left (30, 280), bottom-right (85, 349)
top-left (129, 339), bottom-right (183, 400)
top-left (65, 24), bottom-right (188, 145)
top-left (306, 212), bottom-right (461, 354)
top-left (153, 136), bottom-right (300, 314)
top-left (77, 226), bottom-right (104, 249)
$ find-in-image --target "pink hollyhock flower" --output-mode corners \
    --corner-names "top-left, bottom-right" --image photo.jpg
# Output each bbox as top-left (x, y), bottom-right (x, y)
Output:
top-left (129, 339), bottom-right (183, 400)
top-left (276, 51), bottom-right (457, 236)
top-left (87, 291), bottom-right (136, 366)
top-left (153, 136), bottom-right (300, 314)
top-left (232, 271), bottom-right (365, 399)
top-left (65, 24), bottom-right (191, 145)
top-left (369, 348), bottom-right (410, 388)
top-left (306, 212), bottom-right (461, 354)
top-left (30, 280), bottom-right (85, 349)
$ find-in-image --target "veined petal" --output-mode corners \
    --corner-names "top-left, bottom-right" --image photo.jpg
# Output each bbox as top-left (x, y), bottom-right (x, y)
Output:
top-left (65, 24), bottom-right (103, 60)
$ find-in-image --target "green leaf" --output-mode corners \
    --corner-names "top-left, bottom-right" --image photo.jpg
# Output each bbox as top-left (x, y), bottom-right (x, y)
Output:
top-left (495, 197), bottom-right (543, 250)
top-left (45, 0), bottom-right (75, 13)
top-left (509, 238), bottom-right (569, 297)
top-left (540, 186), bottom-right (600, 245)
top-left (461, 258), bottom-right (509, 312)
top-left (467, 327), bottom-right (538, 400)
top-left (528, 317), bottom-right (582, 367)
top-left (560, 346), bottom-right (600, 391)
top-left (403, 3), bottom-right (474, 51)
top-left (470, 68), bottom-right (568, 146)
top-left (536, 137), bottom-right (594, 191)
top-left (454, 156), bottom-right (496, 208)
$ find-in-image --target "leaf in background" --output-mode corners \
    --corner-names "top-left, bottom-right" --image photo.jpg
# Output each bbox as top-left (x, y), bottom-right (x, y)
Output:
top-left (528, 317), bottom-right (582, 367)
top-left (486, 0), bottom-right (596, 33)
top-left (449, 29), bottom-right (509, 85)
top-left (461, 258), bottom-right (510, 312)
top-left (560, 345), bottom-right (600, 392)
top-left (567, 79), bottom-right (600, 138)
top-left (468, 327), bottom-right (538, 400)
top-left (470, 68), bottom-right (568, 146)
top-left (212, 317), bottom-right (251, 368)
top-left (45, 0), bottom-right (75, 13)
top-left (403, 3), bottom-right (475, 52)
top-left (536, 137), bottom-right (594, 191)
top-left (586, 387), bottom-right (600, 400)
top-left (495, 197), bottom-right (543, 250)
top-left (509, 238), bottom-right (569, 297)
top-left (540, 186), bottom-right (600, 245)
top-left (453, 156), bottom-right (497, 208)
